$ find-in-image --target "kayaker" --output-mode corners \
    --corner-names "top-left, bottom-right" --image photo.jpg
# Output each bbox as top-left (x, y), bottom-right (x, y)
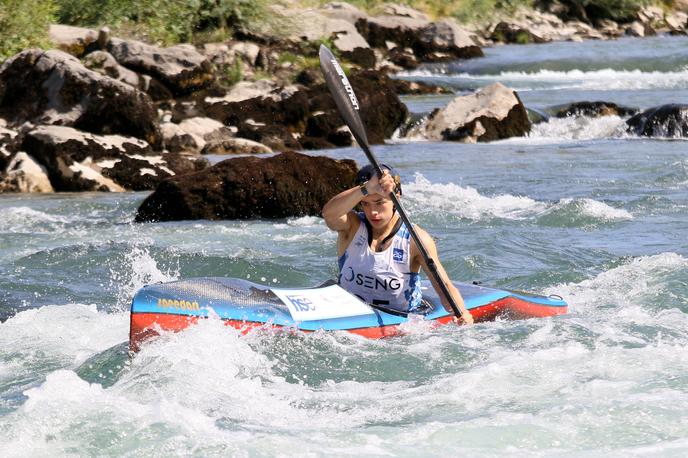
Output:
top-left (322, 164), bottom-right (473, 324)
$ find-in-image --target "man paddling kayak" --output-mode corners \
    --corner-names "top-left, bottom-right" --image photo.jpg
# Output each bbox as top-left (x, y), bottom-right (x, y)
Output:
top-left (322, 164), bottom-right (473, 324)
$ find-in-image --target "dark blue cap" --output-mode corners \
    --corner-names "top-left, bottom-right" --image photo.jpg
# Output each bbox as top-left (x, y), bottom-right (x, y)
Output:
top-left (355, 163), bottom-right (402, 195)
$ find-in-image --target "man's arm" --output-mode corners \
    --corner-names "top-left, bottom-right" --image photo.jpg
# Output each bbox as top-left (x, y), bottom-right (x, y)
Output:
top-left (412, 227), bottom-right (474, 325)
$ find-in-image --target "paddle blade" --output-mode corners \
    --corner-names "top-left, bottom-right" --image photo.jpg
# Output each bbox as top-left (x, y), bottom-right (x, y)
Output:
top-left (318, 45), bottom-right (370, 147)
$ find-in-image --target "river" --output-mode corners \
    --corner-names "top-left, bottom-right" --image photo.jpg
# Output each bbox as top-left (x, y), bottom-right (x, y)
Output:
top-left (1, 36), bottom-right (687, 456)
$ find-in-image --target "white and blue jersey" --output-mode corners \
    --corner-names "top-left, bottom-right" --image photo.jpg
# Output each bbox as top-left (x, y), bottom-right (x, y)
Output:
top-left (338, 213), bottom-right (423, 313)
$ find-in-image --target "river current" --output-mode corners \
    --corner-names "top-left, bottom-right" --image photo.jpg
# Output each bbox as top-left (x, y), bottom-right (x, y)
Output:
top-left (1, 36), bottom-right (687, 456)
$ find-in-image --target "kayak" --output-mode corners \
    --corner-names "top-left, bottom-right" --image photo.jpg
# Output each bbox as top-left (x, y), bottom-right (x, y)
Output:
top-left (129, 277), bottom-right (568, 351)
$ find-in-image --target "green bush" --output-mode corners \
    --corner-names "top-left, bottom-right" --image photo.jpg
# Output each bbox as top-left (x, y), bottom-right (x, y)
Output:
top-left (53, 0), bottom-right (270, 45)
top-left (0, 0), bottom-right (56, 61)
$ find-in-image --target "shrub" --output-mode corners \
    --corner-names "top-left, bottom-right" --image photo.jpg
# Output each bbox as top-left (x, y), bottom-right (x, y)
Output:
top-left (53, 0), bottom-right (271, 46)
top-left (0, 0), bottom-right (56, 61)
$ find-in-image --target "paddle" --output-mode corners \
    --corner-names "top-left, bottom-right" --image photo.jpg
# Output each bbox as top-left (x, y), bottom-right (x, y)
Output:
top-left (318, 45), bottom-right (463, 320)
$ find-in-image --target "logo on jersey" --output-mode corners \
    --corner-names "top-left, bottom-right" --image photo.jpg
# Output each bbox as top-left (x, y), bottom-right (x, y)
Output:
top-left (393, 248), bottom-right (404, 263)
top-left (342, 267), bottom-right (401, 291)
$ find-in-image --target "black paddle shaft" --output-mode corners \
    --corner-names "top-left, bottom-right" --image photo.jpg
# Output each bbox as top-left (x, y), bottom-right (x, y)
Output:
top-left (318, 45), bottom-right (463, 319)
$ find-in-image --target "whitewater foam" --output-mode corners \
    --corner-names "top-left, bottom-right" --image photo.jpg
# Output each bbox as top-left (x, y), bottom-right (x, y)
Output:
top-left (405, 174), bottom-right (547, 221)
top-left (398, 68), bottom-right (688, 91)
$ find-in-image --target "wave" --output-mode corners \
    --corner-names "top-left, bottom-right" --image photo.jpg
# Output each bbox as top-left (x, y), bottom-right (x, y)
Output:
top-left (537, 198), bottom-right (633, 227)
top-left (405, 175), bottom-right (631, 225)
top-left (0, 207), bottom-right (71, 234)
top-left (527, 115), bottom-right (630, 142)
top-left (398, 67), bottom-right (688, 91)
top-left (545, 252), bottom-right (688, 316)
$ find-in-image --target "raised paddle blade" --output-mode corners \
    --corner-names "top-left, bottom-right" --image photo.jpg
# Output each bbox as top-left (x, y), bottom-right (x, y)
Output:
top-left (318, 45), bottom-right (370, 147)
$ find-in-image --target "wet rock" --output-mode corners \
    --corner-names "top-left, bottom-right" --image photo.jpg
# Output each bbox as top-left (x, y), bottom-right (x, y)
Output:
top-left (407, 83), bottom-right (530, 143)
top-left (107, 38), bottom-right (214, 95)
top-left (49, 24), bottom-right (98, 57)
top-left (135, 151), bottom-right (357, 222)
top-left (0, 152), bottom-right (54, 193)
top-left (626, 104), bottom-right (688, 138)
top-left (553, 101), bottom-right (639, 118)
top-left (0, 49), bottom-right (161, 148)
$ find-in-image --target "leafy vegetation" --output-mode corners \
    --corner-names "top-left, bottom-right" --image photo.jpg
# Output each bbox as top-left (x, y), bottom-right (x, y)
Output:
top-left (53, 0), bottom-right (272, 45)
top-left (0, 0), bottom-right (56, 61)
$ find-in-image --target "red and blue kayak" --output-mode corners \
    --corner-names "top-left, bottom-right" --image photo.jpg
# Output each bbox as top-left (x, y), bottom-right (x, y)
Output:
top-left (129, 277), bottom-right (567, 351)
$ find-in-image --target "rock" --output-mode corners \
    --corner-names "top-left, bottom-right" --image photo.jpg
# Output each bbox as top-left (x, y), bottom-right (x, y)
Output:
top-left (553, 101), bottom-right (639, 118)
top-left (417, 20), bottom-right (483, 60)
top-left (627, 104), bottom-right (688, 138)
top-left (491, 22), bottom-right (548, 44)
top-left (357, 15), bottom-right (481, 64)
top-left (0, 49), bottom-right (161, 148)
top-left (100, 153), bottom-right (208, 191)
top-left (160, 122), bottom-right (205, 154)
top-left (179, 117), bottom-right (233, 143)
top-left (107, 38), bottom-right (214, 95)
top-left (83, 51), bottom-right (172, 101)
top-left (310, 70), bottom-right (409, 145)
top-left (382, 3), bottom-right (430, 21)
top-left (408, 83), bottom-right (530, 142)
top-left (18, 125), bottom-right (198, 192)
top-left (357, 15), bottom-right (430, 50)
top-left (206, 79), bottom-right (279, 104)
top-left (135, 151), bottom-right (357, 222)
top-left (392, 79), bottom-right (452, 95)
top-left (202, 137), bottom-right (272, 155)
top-left (666, 12), bottom-right (688, 34)
top-left (49, 24), bottom-right (98, 57)
top-left (0, 152), bottom-right (55, 193)
top-left (625, 21), bottom-right (655, 37)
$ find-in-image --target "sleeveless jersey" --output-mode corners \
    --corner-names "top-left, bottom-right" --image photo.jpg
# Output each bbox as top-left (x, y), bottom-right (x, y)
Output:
top-left (338, 213), bottom-right (423, 313)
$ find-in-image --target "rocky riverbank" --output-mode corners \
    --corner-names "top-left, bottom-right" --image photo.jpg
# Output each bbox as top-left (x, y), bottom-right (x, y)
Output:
top-left (1, 2), bottom-right (687, 220)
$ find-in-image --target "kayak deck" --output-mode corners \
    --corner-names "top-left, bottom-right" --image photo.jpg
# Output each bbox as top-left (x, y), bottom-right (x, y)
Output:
top-left (129, 277), bottom-right (567, 351)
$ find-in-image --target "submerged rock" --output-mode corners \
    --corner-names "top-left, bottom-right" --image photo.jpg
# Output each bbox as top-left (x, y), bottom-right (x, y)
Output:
top-left (553, 101), bottom-right (639, 118)
top-left (626, 104), bottom-right (688, 138)
top-left (135, 151), bottom-right (357, 222)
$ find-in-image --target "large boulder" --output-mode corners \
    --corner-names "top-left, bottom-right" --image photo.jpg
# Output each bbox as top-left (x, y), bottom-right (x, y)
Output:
top-left (626, 104), bottom-right (688, 138)
top-left (135, 151), bottom-right (357, 222)
top-left (107, 38), bottom-right (214, 96)
top-left (20, 125), bottom-right (205, 191)
top-left (307, 70), bottom-right (409, 146)
top-left (0, 49), bottom-right (161, 148)
top-left (408, 83), bottom-right (531, 142)
top-left (356, 16), bottom-right (482, 63)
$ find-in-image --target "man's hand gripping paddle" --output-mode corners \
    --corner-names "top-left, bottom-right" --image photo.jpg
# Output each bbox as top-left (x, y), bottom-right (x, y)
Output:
top-left (318, 45), bottom-right (463, 320)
